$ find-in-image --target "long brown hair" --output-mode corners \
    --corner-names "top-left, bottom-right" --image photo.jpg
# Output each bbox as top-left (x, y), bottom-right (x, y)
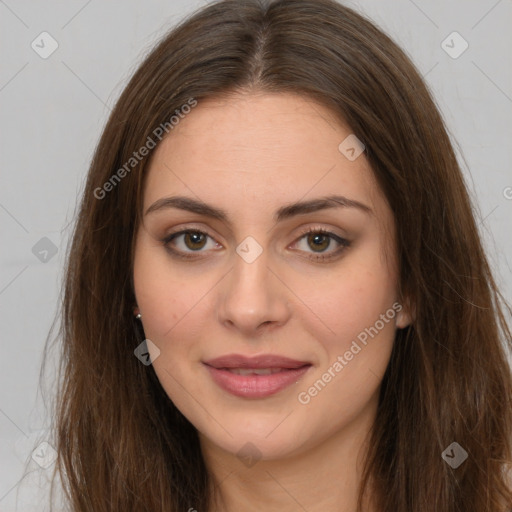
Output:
top-left (39, 0), bottom-right (512, 510)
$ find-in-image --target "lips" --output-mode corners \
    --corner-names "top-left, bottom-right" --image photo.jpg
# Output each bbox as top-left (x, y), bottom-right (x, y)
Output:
top-left (203, 354), bottom-right (312, 399)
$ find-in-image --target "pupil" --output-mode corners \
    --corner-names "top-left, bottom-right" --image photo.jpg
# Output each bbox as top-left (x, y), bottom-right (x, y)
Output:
top-left (309, 233), bottom-right (329, 252)
top-left (186, 232), bottom-right (206, 250)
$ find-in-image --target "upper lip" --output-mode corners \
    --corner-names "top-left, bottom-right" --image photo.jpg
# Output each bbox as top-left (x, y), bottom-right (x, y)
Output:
top-left (203, 354), bottom-right (311, 369)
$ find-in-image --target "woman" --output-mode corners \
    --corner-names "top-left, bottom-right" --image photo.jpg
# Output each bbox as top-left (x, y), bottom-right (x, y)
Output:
top-left (43, 0), bottom-right (512, 510)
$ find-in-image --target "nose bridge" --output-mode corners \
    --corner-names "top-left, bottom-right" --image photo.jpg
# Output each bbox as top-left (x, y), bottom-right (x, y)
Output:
top-left (217, 239), bottom-right (290, 334)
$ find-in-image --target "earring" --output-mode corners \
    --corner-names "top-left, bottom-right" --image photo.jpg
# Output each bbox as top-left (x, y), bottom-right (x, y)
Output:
top-left (135, 313), bottom-right (142, 320)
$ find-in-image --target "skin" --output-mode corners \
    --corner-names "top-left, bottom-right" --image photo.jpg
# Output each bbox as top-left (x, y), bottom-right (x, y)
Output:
top-left (133, 91), bottom-right (412, 512)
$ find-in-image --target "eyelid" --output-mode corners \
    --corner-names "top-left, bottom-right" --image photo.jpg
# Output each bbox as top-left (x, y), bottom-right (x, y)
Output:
top-left (294, 224), bottom-right (348, 243)
top-left (161, 223), bottom-right (222, 245)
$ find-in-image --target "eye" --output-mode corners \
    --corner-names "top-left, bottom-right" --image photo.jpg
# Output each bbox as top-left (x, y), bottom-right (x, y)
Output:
top-left (291, 227), bottom-right (350, 262)
top-left (162, 229), bottom-right (221, 259)
top-left (161, 226), bottom-right (350, 262)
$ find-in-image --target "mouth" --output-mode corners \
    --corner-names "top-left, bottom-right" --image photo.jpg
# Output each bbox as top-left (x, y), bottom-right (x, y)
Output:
top-left (219, 367), bottom-right (296, 376)
top-left (203, 354), bottom-right (312, 399)
top-left (204, 353), bottom-right (310, 369)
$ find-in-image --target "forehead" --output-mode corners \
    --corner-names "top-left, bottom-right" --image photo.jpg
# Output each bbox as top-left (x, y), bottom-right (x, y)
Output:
top-left (143, 91), bottom-right (386, 223)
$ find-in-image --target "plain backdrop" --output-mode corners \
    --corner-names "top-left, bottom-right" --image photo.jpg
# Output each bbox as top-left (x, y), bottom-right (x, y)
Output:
top-left (1, 0), bottom-right (511, 509)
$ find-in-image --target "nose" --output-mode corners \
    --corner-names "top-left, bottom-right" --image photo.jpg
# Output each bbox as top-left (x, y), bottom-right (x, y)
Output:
top-left (217, 247), bottom-right (291, 337)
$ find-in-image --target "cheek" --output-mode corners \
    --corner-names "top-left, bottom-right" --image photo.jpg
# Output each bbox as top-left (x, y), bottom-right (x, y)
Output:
top-left (133, 238), bottom-right (196, 341)
top-left (134, 272), bottom-right (207, 347)
top-left (291, 247), bottom-right (399, 352)
top-left (295, 274), bottom-right (399, 426)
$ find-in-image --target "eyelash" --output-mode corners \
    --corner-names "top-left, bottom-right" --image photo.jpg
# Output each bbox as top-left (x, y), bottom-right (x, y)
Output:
top-left (161, 226), bottom-right (350, 263)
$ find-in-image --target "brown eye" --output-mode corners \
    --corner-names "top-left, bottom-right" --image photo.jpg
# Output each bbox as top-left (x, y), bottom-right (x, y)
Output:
top-left (292, 228), bottom-right (351, 262)
top-left (183, 232), bottom-right (207, 250)
top-left (162, 229), bottom-right (220, 258)
top-left (306, 232), bottom-right (331, 252)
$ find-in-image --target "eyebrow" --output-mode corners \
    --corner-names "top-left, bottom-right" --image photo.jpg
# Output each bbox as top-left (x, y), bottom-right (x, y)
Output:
top-left (144, 194), bottom-right (373, 222)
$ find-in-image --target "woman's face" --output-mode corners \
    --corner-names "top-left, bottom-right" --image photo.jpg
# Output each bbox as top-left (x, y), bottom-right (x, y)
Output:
top-left (133, 92), bottom-right (411, 462)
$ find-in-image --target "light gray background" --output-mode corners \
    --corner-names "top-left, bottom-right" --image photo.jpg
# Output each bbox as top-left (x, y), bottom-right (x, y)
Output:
top-left (1, 0), bottom-right (511, 509)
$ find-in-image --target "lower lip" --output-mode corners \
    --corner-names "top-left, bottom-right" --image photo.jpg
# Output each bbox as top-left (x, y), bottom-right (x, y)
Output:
top-left (204, 364), bottom-right (312, 399)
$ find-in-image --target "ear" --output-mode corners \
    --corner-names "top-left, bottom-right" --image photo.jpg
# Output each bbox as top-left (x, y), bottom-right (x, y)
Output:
top-left (395, 296), bottom-right (415, 329)
top-left (133, 306), bottom-right (140, 317)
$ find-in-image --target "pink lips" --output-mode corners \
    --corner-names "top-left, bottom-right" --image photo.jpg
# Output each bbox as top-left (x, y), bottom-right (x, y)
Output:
top-left (203, 354), bottom-right (312, 399)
